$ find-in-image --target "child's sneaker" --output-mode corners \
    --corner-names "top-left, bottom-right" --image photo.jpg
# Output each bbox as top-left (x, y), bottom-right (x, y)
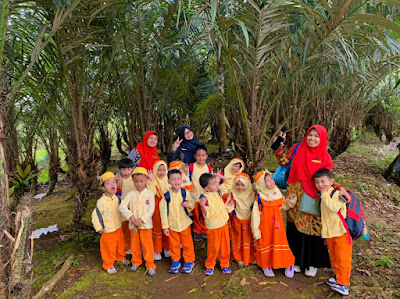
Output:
top-left (238, 261), bottom-right (244, 267)
top-left (169, 261), bottom-right (181, 274)
top-left (118, 259), bottom-right (130, 266)
top-left (148, 269), bottom-right (157, 277)
top-left (164, 249), bottom-right (171, 258)
top-left (130, 265), bottom-right (140, 272)
top-left (181, 262), bottom-right (195, 274)
top-left (193, 234), bottom-right (203, 242)
top-left (107, 266), bottom-right (117, 274)
top-left (293, 265), bottom-right (301, 273)
top-left (204, 268), bottom-right (214, 276)
top-left (221, 267), bottom-right (232, 274)
top-left (304, 266), bottom-right (317, 277)
top-left (331, 284), bottom-right (349, 296)
top-left (326, 276), bottom-right (336, 287)
top-left (154, 252), bottom-right (162, 261)
top-left (285, 266), bottom-right (294, 278)
top-left (263, 267), bottom-right (275, 277)
top-left (201, 234), bottom-right (207, 239)
top-left (126, 249), bottom-right (132, 255)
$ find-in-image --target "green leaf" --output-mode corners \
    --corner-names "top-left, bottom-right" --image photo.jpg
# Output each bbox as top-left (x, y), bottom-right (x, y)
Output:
top-left (237, 20), bottom-right (249, 47)
top-left (9, 186), bottom-right (16, 197)
top-left (17, 165), bottom-right (24, 178)
top-left (187, 288), bottom-right (198, 294)
top-left (23, 164), bottom-right (32, 178)
top-left (211, 0), bottom-right (217, 26)
top-left (302, 37), bottom-right (311, 66)
top-left (11, 179), bottom-right (20, 188)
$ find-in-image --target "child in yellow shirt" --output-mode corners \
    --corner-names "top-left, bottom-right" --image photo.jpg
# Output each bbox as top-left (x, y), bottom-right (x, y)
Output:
top-left (313, 168), bottom-right (351, 296)
top-left (160, 169), bottom-right (196, 274)
top-left (91, 172), bottom-right (128, 274)
top-left (116, 158), bottom-right (135, 254)
top-left (119, 167), bottom-right (157, 276)
top-left (199, 173), bottom-right (233, 275)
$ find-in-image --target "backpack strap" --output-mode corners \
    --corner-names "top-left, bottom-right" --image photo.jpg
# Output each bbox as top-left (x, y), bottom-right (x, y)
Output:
top-left (331, 189), bottom-right (352, 244)
top-left (257, 193), bottom-right (263, 212)
top-left (117, 195), bottom-right (122, 204)
top-left (230, 193), bottom-right (237, 216)
top-left (189, 163), bottom-right (194, 181)
top-left (164, 191), bottom-right (171, 216)
top-left (200, 194), bottom-right (208, 206)
top-left (180, 188), bottom-right (189, 216)
top-left (288, 143), bottom-right (300, 165)
top-left (95, 206), bottom-right (105, 230)
top-left (207, 164), bottom-right (213, 173)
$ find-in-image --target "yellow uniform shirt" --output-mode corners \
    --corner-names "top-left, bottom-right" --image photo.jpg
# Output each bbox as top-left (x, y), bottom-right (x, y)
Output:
top-left (320, 187), bottom-right (347, 239)
top-left (191, 163), bottom-right (212, 202)
top-left (91, 194), bottom-right (122, 233)
top-left (159, 188), bottom-right (195, 232)
top-left (225, 191), bottom-right (254, 221)
top-left (201, 191), bottom-right (229, 230)
top-left (121, 177), bottom-right (135, 199)
top-left (119, 188), bottom-right (155, 230)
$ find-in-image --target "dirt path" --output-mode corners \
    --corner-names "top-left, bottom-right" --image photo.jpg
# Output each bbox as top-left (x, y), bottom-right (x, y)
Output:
top-left (31, 137), bottom-right (400, 298)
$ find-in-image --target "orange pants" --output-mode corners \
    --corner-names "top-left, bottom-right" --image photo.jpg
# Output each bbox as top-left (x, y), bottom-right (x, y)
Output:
top-left (231, 216), bottom-right (256, 266)
top-left (152, 196), bottom-right (169, 253)
top-left (169, 226), bottom-right (195, 263)
top-left (122, 221), bottom-right (131, 252)
top-left (205, 223), bottom-right (230, 269)
top-left (100, 227), bottom-right (125, 270)
top-left (192, 202), bottom-right (207, 235)
top-left (327, 233), bottom-right (352, 286)
top-left (130, 228), bottom-right (156, 270)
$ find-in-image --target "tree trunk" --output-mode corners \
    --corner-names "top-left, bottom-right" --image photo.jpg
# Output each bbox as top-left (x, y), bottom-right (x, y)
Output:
top-left (217, 61), bottom-right (228, 153)
top-left (98, 124), bottom-right (112, 174)
top-left (116, 131), bottom-right (128, 156)
top-left (46, 129), bottom-right (60, 196)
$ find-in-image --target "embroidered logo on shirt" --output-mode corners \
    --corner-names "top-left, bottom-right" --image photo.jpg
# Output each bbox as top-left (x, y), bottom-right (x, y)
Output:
top-left (145, 200), bottom-right (150, 205)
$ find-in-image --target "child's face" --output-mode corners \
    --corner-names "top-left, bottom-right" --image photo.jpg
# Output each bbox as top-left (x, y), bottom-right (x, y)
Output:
top-left (231, 163), bottom-right (242, 174)
top-left (133, 174), bottom-right (148, 191)
top-left (306, 128), bottom-right (320, 148)
top-left (204, 177), bottom-right (219, 193)
top-left (194, 149), bottom-right (207, 165)
top-left (184, 128), bottom-right (194, 141)
top-left (168, 173), bottom-right (182, 190)
top-left (157, 164), bottom-right (167, 178)
top-left (264, 174), bottom-right (276, 189)
top-left (235, 180), bottom-right (246, 193)
top-left (120, 167), bottom-right (133, 179)
top-left (314, 176), bottom-right (334, 193)
top-left (147, 134), bottom-right (158, 147)
top-left (102, 178), bottom-right (117, 196)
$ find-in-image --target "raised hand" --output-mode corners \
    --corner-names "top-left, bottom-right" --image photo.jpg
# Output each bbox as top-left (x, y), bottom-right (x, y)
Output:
top-left (172, 137), bottom-right (183, 152)
top-left (147, 170), bottom-right (155, 181)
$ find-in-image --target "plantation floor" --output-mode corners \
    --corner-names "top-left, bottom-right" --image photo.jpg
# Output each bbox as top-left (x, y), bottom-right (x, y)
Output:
top-left (29, 135), bottom-right (400, 298)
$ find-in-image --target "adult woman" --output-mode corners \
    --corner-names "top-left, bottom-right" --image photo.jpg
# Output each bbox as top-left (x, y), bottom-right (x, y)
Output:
top-left (274, 125), bottom-right (349, 277)
top-left (167, 125), bottom-right (204, 164)
top-left (128, 131), bottom-right (160, 171)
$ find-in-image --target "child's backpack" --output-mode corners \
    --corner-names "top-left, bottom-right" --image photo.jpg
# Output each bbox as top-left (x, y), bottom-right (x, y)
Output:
top-left (256, 193), bottom-right (263, 212)
top-left (330, 190), bottom-right (368, 241)
top-left (273, 143), bottom-right (300, 189)
top-left (96, 195), bottom-right (122, 230)
top-left (188, 163), bottom-right (212, 181)
top-left (164, 189), bottom-right (189, 216)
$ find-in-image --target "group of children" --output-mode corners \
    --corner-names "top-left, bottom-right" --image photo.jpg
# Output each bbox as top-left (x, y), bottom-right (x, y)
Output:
top-left (92, 145), bottom-right (352, 295)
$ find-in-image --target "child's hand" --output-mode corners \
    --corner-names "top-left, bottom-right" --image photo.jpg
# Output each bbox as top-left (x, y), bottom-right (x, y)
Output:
top-left (228, 198), bottom-right (235, 206)
top-left (116, 176), bottom-right (123, 190)
top-left (273, 131), bottom-right (286, 148)
top-left (163, 228), bottom-right (170, 236)
top-left (147, 170), bottom-right (155, 181)
top-left (339, 187), bottom-right (351, 203)
top-left (98, 229), bottom-right (104, 234)
top-left (288, 193), bottom-right (296, 200)
top-left (130, 215), bottom-right (136, 224)
top-left (181, 201), bottom-right (190, 208)
top-left (184, 164), bottom-right (189, 175)
top-left (172, 137), bottom-right (183, 152)
top-left (134, 218), bottom-right (143, 226)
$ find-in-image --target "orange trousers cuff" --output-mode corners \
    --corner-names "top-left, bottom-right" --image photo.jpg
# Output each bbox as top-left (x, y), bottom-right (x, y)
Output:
top-left (327, 234), bottom-right (352, 286)
top-left (205, 224), bottom-right (230, 269)
top-left (100, 227), bottom-right (125, 271)
top-left (169, 226), bottom-right (195, 263)
top-left (130, 228), bottom-right (156, 270)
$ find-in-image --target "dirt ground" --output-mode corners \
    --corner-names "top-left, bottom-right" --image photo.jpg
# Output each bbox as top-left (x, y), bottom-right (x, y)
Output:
top-left (29, 136), bottom-right (400, 298)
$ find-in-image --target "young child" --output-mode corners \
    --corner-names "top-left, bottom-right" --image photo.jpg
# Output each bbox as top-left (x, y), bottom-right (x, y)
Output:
top-left (116, 158), bottom-right (135, 254)
top-left (147, 160), bottom-right (171, 260)
top-left (119, 167), bottom-right (157, 276)
top-left (251, 170), bottom-right (296, 278)
top-left (169, 161), bottom-right (194, 191)
top-left (160, 169), bottom-right (196, 274)
top-left (313, 168), bottom-right (352, 296)
top-left (225, 173), bottom-right (256, 267)
top-left (189, 145), bottom-right (213, 242)
top-left (91, 172), bottom-right (128, 274)
top-left (221, 158), bottom-right (245, 199)
top-left (199, 173), bottom-right (232, 275)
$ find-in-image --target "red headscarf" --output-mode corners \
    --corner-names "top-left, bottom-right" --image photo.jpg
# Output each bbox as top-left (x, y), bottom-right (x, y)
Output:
top-left (288, 125), bottom-right (334, 198)
top-left (137, 131), bottom-right (160, 171)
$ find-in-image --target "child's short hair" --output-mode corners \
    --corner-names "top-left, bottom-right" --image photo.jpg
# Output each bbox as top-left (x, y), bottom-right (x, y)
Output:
top-left (118, 158), bottom-right (134, 169)
top-left (199, 173), bottom-right (214, 189)
top-left (313, 168), bottom-right (333, 180)
top-left (167, 169), bottom-right (182, 179)
top-left (195, 145), bottom-right (208, 154)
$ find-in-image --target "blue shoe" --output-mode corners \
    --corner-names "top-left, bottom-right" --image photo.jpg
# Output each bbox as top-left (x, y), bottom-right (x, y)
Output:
top-left (181, 262), bottom-right (195, 274)
top-left (169, 261), bottom-right (181, 274)
top-left (221, 267), bottom-right (232, 274)
top-left (193, 234), bottom-right (203, 242)
top-left (331, 284), bottom-right (349, 296)
top-left (326, 276), bottom-right (336, 287)
top-left (204, 268), bottom-right (214, 276)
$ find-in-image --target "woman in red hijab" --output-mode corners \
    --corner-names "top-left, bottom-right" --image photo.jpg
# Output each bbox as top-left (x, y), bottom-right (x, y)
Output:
top-left (273, 125), bottom-right (349, 277)
top-left (128, 131), bottom-right (160, 171)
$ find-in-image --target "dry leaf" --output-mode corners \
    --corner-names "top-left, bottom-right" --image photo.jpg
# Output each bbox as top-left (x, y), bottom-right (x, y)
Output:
top-left (218, 290), bottom-right (224, 297)
top-left (258, 281), bottom-right (276, 285)
top-left (165, 276), bottom-right (177, 282)
top-left (187, 288), bottom-right (198, 294)
top-left (68, 267), bottom-right (78, 275)
top-left (250, 276), bottom-right (259, 282)
top-left (240, 277), bottom-right (246, 286)
top-left (89, 269), bottom-right (100, 272)
top-left (279, 281), bottom-right (288, 287)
